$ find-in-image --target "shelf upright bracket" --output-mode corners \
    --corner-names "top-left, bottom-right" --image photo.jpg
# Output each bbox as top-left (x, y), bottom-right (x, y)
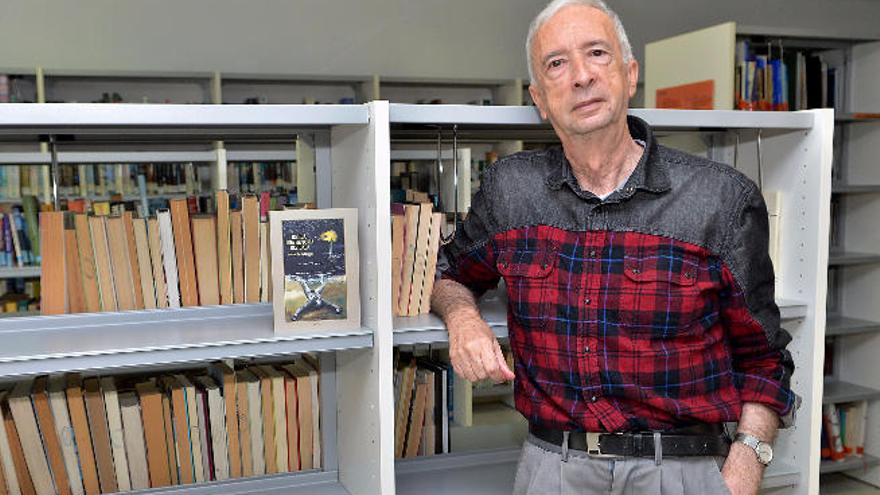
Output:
top-left (48, 134), bottom-right (60, 210)
top-left (756, 128), bottom-right (764, 191)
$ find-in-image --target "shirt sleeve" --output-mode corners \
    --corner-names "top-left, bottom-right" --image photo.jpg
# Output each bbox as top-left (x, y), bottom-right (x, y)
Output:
top-left (435, 169), bottom-right (501, 297)
top-left (720, 182), bottom-right (801, 428)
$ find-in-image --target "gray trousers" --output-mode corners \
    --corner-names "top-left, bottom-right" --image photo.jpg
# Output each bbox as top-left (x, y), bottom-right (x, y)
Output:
top-left (513, 434), bottom-right (731, 495)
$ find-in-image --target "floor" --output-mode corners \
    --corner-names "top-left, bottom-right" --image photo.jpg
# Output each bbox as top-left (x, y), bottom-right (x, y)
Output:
top-left (821, 474), bottom-right (880, 495)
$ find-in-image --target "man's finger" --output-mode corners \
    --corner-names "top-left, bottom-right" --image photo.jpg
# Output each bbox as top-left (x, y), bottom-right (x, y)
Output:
top-left (494, 342), bottom-right (516, 381)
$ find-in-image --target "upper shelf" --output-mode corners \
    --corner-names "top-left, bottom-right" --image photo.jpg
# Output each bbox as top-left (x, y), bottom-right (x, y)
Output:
top-left (0, 304), bottom-right (372, 378)
top-left (0, 149), bottom-right (297, 164)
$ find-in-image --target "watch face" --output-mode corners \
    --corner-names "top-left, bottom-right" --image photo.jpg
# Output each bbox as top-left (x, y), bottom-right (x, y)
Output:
top-left (756, 443), bottom-right (773, 464)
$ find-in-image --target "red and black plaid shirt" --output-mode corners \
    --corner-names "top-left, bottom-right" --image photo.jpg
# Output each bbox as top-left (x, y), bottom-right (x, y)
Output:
top-left (439, 116), bottom-right (799, 432)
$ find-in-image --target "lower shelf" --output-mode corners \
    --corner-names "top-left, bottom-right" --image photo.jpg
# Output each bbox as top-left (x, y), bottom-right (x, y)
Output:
top-left (824, 379), bottom-right (880, 404)
top-left (821, 454), bottom-right (880, 475)
top-left (395, 448), bottom-right (800, 494)
top-left (136, 471), bottom-right (349, 495)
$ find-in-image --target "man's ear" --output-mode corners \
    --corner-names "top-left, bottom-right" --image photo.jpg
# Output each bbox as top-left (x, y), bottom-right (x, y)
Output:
top-left (529, 83), bottom-right (549, 120)
top-left (627, 59), bottom-right (639, 100)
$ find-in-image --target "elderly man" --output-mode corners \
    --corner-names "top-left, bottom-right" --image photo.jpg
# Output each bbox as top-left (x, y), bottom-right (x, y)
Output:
top-left (431, 1), bottom-right (800, 494)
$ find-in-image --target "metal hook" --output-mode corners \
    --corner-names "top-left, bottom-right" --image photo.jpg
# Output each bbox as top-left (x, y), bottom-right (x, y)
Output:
top-left (439, 125), bottom-right (460, 244)
top-left (48, 134), bottom-right (59, 210)
top-left (756, 128), bottom-right (764, 191)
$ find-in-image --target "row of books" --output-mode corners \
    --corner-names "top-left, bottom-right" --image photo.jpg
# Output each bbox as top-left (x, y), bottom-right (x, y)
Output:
top-left (40, 191), bottom-right (278, 315)
top-left (0, 279), bottom-right (39, 316)
top-left (0, 162), bottom-right (296, 203)
top-left (821, 401), bottom-right (867, 462)
top-left (394, 354), bottom-right (450, 458)
top-left (0, 204), bottom-right (40, 268)
top-left (0, 358), bottom-right (321, 495)
top-left (391, 203), bottom-right (443, 317)
top-left (735, 40), bottom-right (840, 111)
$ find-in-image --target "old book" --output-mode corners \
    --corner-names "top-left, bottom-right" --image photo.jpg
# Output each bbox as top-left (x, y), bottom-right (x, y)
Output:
top-left (216, 191), bottom-right (234, 305)
top-left (162, 376), bottom-right (194, 484)
top-left (238, 370), bottom-right (264, 475)
top-left (235, 373), bottom-right (254, 477)
top-left (397, 205), bottom-right (420, 316)
top-left (259, 366), bottom-right (288, 473)
top-left (175, 375), bottom-right (205, 483)
top-left (242, 195), bottom-right (261, 303)
top-left (63, 227), bottom-right (85, 314)
top-left (89, 216), bottom-right (117, 312)
top-left (407, 203), bottom-right (434, 316)
top-left (0, 392), bottom-right (20, 495)
top-left (391, 214), bottom-right (405, 316)
top-left (2, 398), bottom-right (35, 495)
top-left (99, 377), bottom-right (131, 491)
top-left (260, 221), bottom-right (270, 303)
top-left (134, 381), bottom-right (171, 488)
top-left (303, 359), bottom-right (321, 468)
top-left (157, 210), bottom-right (181, 308)
top-left (39, 211), bottom-right (66, 315)
top-left (418, 212), bottom-right (444, 315)
top-left (8, 382), bottom-right (54, 495)
top-left (195, 376), bottom-right (228, 481)
top-left (249, 367), bottom-right (277, 474)
top-left (420, 369), bottom-right (436, 456)
top-left (169, 199), bottom-right (199, 306)
top-left (82, 378), bottom-right (118, 493)
top-left (230, 211), bottom-right (245, 304)
top-left (74, 214), bottom-right (101, 313)
top-left (282, 364), bottom-right (313, 470)
top-left (147, 218), bottom-right (169, 309)
top-left (118, 392), bottom-right (149, 490)
top-left (394, 360), bottom-right (417, 458)
top-left (47, 377), bottom-right (84, 495)
top-left (66, 375), bottom-right (100, 495)
top-left (31, 377), bottom-right (72, 495)
top-left (404, 370), bottom-right (429, 458)
top-left (159, 393), bottom-right (178, 485)
top-left (122, 211), bottom-right (145, 309)
top-left (281, 368), bottom-right (300, 471)
top-left (133, 218), bottom-right (157, 309)
top-left (191, 216), bottom-right (220, 306)
top-left (106, 216), bottom-right (136, 311)
top-left (208, 363), bottom-right (240, 478)
top-left (194, 387), bottom-right (211, 481)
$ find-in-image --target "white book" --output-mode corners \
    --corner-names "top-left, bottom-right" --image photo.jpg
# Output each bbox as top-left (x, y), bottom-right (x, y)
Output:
top-left (100, 377), bottom-right (131, 491)
top-left (174, 375), bottom-right (204, 483)
top-left (157, 210), bottom-right (181, 308)
top-left (133, 219), bottom-right (157, 310)
top-left (240, 370), bottom-right (265, 475)
top-left (0, 391), bottom-right (21, 495)
top-left (78, 165), bottom-right (88, 198)
top-left (196, 376), bottom-right (229, 481)
top-left (47, 377), bottom-right (84, 495)
top-left (7, 214), bottom-right (22, 268)
top-left (8, 381), bottom-right (54, 495)
top-left (118, 392), bottom-right (149, 490)
top-left (195, 389), bottom-right (211, 482)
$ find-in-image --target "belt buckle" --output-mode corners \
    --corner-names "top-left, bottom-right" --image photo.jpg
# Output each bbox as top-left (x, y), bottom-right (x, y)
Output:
top-left (585, 432), bottom-right (617, 458)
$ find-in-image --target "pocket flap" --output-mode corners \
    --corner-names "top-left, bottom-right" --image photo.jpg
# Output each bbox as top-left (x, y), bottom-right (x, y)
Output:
top-left (497, 249), bottom-right (556, 278)
top-left (624, 253), bottom-right (698, 286)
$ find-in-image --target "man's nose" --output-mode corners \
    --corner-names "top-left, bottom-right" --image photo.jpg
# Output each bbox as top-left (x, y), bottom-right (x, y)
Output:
top-left (571, 55), bottom-right (595, 89)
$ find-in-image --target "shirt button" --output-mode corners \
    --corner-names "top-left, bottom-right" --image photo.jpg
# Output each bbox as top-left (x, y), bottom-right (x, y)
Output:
top-left (591, 395), bottom-right (598, 403)
top-left (588, 249), bottom-right (597, 258)
top-left (584, 346), bottom-right (591, 353)
top-left (585, 297), bottom-right (591, 304)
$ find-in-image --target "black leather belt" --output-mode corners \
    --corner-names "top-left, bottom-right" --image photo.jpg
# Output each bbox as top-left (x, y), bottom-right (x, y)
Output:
top-left (530, 424), bottom-right (731, 457)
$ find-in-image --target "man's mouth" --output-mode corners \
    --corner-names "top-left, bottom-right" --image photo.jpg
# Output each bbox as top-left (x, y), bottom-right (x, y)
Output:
top-left (573, 98), bottom-right (602, 111)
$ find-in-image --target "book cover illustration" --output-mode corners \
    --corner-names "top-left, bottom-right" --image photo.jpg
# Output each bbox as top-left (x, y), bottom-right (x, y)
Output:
top-left (282, 218), bottom-right (347, 322)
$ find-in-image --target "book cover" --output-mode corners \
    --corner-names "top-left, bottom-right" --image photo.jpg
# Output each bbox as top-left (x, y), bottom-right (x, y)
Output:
top-left (66, 375), bottom-right (101, 495)
top-left (134, 381), bottom-right (172, 488)
top-left (31, 377), bottom-right (73, 495)
top-left (82, 378), bottom-right (118, 493)
top-left (269, 209), bottom-right (360, 334)
top-left (8, 381), bottom-right (55, 495)
top-left (118, 392), bottom-right (150, 490)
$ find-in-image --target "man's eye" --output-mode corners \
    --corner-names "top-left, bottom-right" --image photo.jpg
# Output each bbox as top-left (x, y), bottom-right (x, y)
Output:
top-left (591, 49), bottom-right (606, 57)
top-left (548, 59), bottom-right (564, 69)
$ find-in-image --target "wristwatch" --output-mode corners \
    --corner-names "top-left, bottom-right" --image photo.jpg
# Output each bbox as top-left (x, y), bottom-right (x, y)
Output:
top-left (734, 433), bottom-right (773, 466)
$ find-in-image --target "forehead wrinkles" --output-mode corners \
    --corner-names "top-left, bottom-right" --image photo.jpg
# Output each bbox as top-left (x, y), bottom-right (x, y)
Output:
top-left (532, 7), bottom-right (619, 61)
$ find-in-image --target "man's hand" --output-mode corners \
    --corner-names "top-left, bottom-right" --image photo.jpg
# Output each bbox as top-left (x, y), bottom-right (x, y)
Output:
top-left (432, 279), bottom-right (515, 384)
top-left (721, 402), bottom-right (779, 495)
top-left (447, 309), bottom-right (515, 383)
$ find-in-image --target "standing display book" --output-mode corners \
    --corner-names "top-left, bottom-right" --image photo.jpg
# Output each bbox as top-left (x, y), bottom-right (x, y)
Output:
top-left (269, 208), bottom-right (360, 334)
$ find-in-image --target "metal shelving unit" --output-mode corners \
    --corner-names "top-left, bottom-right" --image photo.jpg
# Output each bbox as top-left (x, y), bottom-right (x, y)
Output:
top-left (828, 250), bottom-right (880, 267)
top-left (826, 315), bottom-right (880, 337)
top-left (820, 454), bottom-right (880, 475)
top-left (823, 379), bottom-right (880, 404)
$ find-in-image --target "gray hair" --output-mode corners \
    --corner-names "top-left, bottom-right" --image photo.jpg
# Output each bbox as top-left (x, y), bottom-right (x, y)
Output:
top-left (526, 0), bottom-right (634, 83)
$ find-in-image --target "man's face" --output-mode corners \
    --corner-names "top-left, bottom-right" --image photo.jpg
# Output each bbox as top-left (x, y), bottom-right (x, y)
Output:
top-left (528, 5), bottom-right (638, 138)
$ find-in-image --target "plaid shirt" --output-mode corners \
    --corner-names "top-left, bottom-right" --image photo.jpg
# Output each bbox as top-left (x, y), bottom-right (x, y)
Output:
top-left (440, 116), bottom-right (800, 432)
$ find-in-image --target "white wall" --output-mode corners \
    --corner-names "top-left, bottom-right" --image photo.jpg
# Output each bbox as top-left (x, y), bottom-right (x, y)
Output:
top-left (1, 0), bottom-right (880, 81)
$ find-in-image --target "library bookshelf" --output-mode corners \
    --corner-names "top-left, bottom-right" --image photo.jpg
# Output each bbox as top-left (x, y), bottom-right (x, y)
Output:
top-left (0, 102), bottom-right (831, 494)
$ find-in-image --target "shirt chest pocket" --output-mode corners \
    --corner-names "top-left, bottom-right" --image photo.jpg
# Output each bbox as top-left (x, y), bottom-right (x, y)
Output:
top-left (497, 248), bottom-right (557, 330)
top-left (619, 249), bottom-right (706, 339)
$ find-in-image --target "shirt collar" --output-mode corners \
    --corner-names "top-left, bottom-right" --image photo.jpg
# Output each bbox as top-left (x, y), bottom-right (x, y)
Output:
top-left (545, 115), bottom-right (672, 198)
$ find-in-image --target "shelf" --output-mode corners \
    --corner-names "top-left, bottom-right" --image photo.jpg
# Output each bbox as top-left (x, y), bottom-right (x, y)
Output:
top-left (395, 448), bottom-right (799, 494)
top-left (0, 303), bottom-right (372, 378)
top-left (0, 150), bottom-right (296, 164)
top-left (0, 311), bottom-right (39, 319)
top-left (828, 251), bottom-right (880, 266)
top-left (820, 454), bottom-right (880, 475)
top-left (0, 266), bottom-right (40, 279)
top-left (832, 184), bottom-right (880, 194)
top-left (835, 113), bottom-right (880, 124)
top-left (824, 379), bottom-right (880, 404)
top-left (826, 315), bottom-right (880, 337)
top-left (392, 291), bottom-right (508, 346)
top-left (141, 470), bottom-right (350, 495)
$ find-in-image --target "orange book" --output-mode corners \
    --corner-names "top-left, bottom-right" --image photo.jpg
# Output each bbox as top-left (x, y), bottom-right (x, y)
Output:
top-left (250, 366), bottom-right (277, 474)
top-left (89, 216), bottom-right (117, 312)
top-left (135, 382), bottom-right (172, 488)
top-left (65, 375), bottom-right (100, 495)
top-left (82, 379), bottom-right (118, 493)
top-left (209, 363), bottom-right (241, 478)
top-left (236, 376), bottom-right (254, 477)
top-left (169, 198), bottom-right (199, 306)
top-left (31, 377), bottom-right (72, 495)
top-left (2, 399), bottom-right (36, 495)
top-left (241, 196), bottom-right (261, 303)
top-left (74, 214), bottom-right (101, 313)
top-left (281, 367), bottom-right (301, 471)
top-left (191, 216), bottom-right (220, 306)
top-left (106, 216), bottom-right (136, 311)
top-left (230, 211), bottom-right (245, 304)
top-left (64, 227), bottom-right (86, 314)
top-left (39, 211), bottom-right (66, 315)
top-left (418, 212), bottom-right (443, 315)
top-left (216, 191), bottom-right (234, 305)
top-left (122, 211), bottom-right (145, 309)
top-left (391, 214), bottom-right (405, 316)
top-left (162, 376), bottom-right (194, 484)
top-left (404, 371), bottom-right (429, 458)
top-left (160, 392), bottom-right (179, 485)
